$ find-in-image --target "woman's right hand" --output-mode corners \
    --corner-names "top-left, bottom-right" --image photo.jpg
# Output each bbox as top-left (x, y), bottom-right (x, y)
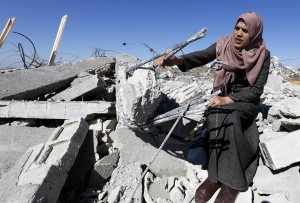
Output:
top-left (155, 55), bottom-right (184, 68)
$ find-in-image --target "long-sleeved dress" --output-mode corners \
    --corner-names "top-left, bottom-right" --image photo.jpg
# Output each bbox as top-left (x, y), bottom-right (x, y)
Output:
top-left (178, 43), bottom-right (270, 191)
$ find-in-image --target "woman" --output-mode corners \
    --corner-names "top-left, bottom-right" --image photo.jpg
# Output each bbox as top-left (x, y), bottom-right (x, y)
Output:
top-left (156, 12), bottom-right (270, 203)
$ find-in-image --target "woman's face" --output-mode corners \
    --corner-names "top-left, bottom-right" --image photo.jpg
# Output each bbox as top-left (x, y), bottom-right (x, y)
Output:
top-left (233, 20), bottom-right (251, 49)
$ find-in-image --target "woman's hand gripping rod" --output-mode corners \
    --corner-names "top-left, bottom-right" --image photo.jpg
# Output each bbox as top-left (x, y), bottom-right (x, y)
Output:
top-left (124, 27), bottom-right (207, 75)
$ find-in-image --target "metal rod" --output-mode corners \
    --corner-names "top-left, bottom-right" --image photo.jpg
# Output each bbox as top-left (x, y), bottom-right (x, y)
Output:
top-left (125, 27), bottom-right (207, 74)
top-left (125, 90), bottom-right (221, 130)
top-left (125, 99), bottom-right (192, 203)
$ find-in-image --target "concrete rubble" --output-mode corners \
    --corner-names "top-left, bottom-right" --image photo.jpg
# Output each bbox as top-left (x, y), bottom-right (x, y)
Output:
top-left (0, 57), bottom-right (115, 100)
top-left (0, 54), bottom-right (300, 203)
top-left (0, 100), bottom-right (115, 119)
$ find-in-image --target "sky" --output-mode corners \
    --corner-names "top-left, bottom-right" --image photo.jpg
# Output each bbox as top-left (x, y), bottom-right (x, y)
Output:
top-left (1, 0), bottom-right (300, 69)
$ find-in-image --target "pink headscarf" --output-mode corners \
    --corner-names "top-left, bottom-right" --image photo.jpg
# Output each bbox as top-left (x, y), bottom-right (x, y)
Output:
top-left (213, 12), bottom-right (266, 91)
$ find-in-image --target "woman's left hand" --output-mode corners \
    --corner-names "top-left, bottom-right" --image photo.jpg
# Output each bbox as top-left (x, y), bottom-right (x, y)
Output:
top-left (207, 96), bottom-right (234, 107)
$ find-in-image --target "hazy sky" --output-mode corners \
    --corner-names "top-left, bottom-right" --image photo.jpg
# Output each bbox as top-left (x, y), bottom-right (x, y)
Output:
top-left (1, 0), bottom-right (300, 69)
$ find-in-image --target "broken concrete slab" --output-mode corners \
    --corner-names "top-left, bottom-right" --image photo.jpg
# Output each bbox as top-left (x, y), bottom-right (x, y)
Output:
top-left (0, 125), bottom-right (54, 178)
top-left (71, 72), bottom-right (94, 86)
top-left (253, 165), bottom-right (300, 203)
top-left (0, 100), bottom-right (115, 119)
top-left (89, 150), bottom-right (120, 188)
top-left (0, 145), bottom-right (42, 202)
top-left (115, 54), bottom-right (162, 126)
top-left (0, 118), bottom-right (89, 203)
top-left (0, 57), bottom-right (115, 100)
top-left (280, 118), bottom-right (300, 131)
top-left (50, 74), bottom-right (106, 101)
top-left (277, 97), bottom-right (300, 118)
top-left (259, 129), bottom-right (300, 170)
top-left (113, 125), bottom-right (190, 176)
top-left (254, 193), bottom-right (294, 203)
top-left (283, 82), bottom-right (300, 98)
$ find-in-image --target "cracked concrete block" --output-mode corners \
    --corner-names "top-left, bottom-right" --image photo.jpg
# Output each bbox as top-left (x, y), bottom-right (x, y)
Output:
top-left (253, 165), bottom-right (300, 203)
top-left (50, 75), bottom-right (106, 101)
top-left (280, 118), bottom-right (300, 131)
top-left (115, 54), bottom-right (163, 126)
top-left (71, 72), bottom-right (93, 86)
top-left (0, 57), bottom-right (115, 100)
top-left (113, 125), bottom-right (190, 176)
top-left (259, 129), bottom-right (300, 170)
top-left (0, 100), bottom-right (115, 119)
top-left (254, 193), bottom-right (294, 203)
top-left (89, 151), bottom-right (120, 188)
top-left (278, 97), bottom-right (300, 118)
top-left (0, 125), bottom-right (54, 178)
top-left (0, 118), bottom-right (89, 203)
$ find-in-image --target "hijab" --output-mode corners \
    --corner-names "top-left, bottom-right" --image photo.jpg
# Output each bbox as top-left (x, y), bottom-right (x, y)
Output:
top-left (213, 12), bottom-right (266, 91)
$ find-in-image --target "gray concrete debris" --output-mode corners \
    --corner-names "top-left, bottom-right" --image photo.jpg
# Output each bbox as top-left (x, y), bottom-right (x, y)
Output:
top-left (95, 62), bottom-right (115, 76)
top-left (260, 129), bottom-right (300, 170)
top-left (0, 100), bottom-right (115, 119)
top-left (280, 117), bottom-right (300, 131)
top-left (265, 74), bottom-right (283, 93)
top-left (1, 53), bottom-right (300, 203)
top-left (0, 125), bottom-right (54, 178)
top-left (50, 74), bottom-right (106, 101)
top-left (253, 165), bottom-right (300, 203)
top-left (102, 118), bottom-right (118, 135)
top-left (0, 118), bottom-right (89, 203)
top-left (0, 56), bottom-right (115, 100)
top-left (115, 54), bottom-right (163, 125)
top-left (159, 77), bottom-right (211, 105)
top-left (113, 125), bottom-right (190, 176)
top-left (277, 97), bottom-right (300, 118)
top-left (89, 151), bottom-right (120, 188)
top-left (144, 171), bottom-right (205, 203)
top-left (144, 172), bottom-right (171, 202)
top-left (101, 163), bottom-right (143, 203)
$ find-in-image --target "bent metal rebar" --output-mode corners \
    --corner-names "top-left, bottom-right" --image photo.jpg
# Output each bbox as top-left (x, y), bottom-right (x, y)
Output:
top-left (124, 27), bottom-right (208, 75)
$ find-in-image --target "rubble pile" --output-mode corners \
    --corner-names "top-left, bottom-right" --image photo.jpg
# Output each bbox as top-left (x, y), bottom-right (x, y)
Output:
top-left (0, 54), bottom-right (300, 203)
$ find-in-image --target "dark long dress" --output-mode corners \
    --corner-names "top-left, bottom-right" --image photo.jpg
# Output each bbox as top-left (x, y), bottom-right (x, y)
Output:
top-left (178, 43), bottom-right (270, 191)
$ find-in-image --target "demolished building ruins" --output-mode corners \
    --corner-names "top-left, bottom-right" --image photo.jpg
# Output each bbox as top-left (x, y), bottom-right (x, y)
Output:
top-left (0, 54), bottom-right (300, 203)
